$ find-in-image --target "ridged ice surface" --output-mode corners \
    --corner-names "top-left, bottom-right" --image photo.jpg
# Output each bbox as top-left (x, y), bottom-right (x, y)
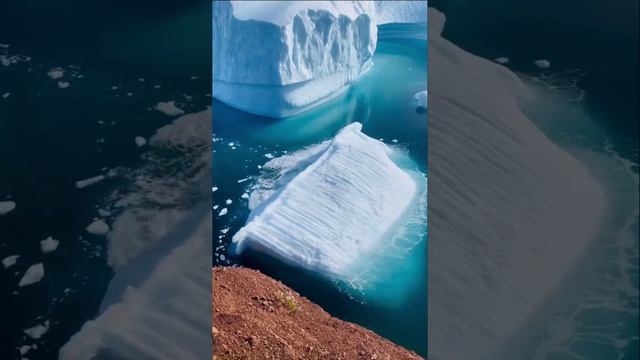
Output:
top-left (375, 1), bottom-right (428, 25)
top-left (427, 8), bottom-right (607, 360)
top-left (233, 123), bottom-right (419, 278)
top-left (213, 1), bottom-right (377, 117)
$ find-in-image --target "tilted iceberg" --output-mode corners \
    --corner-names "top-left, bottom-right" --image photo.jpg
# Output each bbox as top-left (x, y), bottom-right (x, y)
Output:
top-left (213, 1), bottom-right (377, 118)
top-left (233, 123), bottom-right (421, 279)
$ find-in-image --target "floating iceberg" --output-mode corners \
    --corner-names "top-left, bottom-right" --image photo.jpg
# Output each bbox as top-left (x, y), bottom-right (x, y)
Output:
top-left (427, 8), bottom-right (606, 360)
top-left (213, 1), bottom-right (377, 118)
top-left (0, 200), bottom-right (16, 215)
top-left (414, 90), bottom-right (427, 108)
top-left (233, 123), bottom-right (421, 278)
top-left (86, 219), bottom-right (110, 235)
top-left (2, 255), bottom-right (19, 268)
top-left (40, 236), bottom-right (59, 253)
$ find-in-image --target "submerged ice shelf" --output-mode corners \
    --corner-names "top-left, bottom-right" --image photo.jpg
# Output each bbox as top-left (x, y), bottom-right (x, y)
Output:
top-left (233, 123), bottom-right (424, 282)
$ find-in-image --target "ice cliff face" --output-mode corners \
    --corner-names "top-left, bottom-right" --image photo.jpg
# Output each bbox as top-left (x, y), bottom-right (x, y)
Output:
top-left (213, 1), bottom-right (377, 118)
top-left (233, 123), bottom-right (421, 278)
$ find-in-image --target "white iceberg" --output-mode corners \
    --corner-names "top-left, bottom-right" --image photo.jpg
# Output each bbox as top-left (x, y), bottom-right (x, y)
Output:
top-left (19, 263), bottom-right (44, 287)
top-left (0, 200), bottom-right (16, 215)
top-left (427, 8), bottom-right (606, 360)
top-left (213, 1), bottom-right (377, 118)
top-left (232, 123), bottom-right (420, 277)
top-left (40, 236), bottom-right (60, 253)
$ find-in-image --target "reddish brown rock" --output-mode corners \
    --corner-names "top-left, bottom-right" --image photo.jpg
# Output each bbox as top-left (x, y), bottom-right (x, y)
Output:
top-left (213, 267), bottom-right (422, 360)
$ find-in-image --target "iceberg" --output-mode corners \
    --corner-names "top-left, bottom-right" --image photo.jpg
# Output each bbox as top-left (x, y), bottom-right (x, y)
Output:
top-left (19, 263), bottom-right (44, 287)
top-left (414, 90), bottom-right (427, 108)
top-left (213, 1), bottom-right (377, 118)
top-left (375, 0), bottom-right (428, 25)
top-left (40, 236), bottom-right (60, 253)
top-left (0, 200), bottom-right (16, 215)
top-left (232, 123), bottom-right (420, 278)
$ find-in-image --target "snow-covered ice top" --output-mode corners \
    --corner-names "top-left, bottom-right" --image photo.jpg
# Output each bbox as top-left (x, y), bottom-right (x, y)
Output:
top-left (213, 1), bottom-right (377, 117)
top-left (375, 1), bottom-right (428, 25)
top-left (232, 122), bottom-right (419, 277)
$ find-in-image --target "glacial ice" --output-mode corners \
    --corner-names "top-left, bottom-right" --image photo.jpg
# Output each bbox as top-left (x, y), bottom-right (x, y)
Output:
top-left (232, 123), bottom-right (420, 278)
top-left (213, 1), bottom-right (377, 118)
top-left (19, 263), bottom-right (44, 287)
top-left (0, 200), bottom-right (16, 215)
top-left (375, 0), bottom-right (428, 25)
top-left (428, 8), bottom-right (606, 360)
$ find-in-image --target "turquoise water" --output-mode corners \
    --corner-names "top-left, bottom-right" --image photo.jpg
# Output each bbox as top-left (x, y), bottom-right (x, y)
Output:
top-left (213, 27), bottom-right (428, 355)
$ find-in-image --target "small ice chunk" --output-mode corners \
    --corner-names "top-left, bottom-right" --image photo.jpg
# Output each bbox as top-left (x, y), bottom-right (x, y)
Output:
top-left (57, 81), bottom-right (70, 89)
top-left (19, 344), bottom-right (31, 355)
top-left (40, 236), bottom-right (59, 253)
top-left (392, 139), bottom-right (398, 143)
top-left (97, 209), bottom-right (111, 217)
top-left (228, 142), bottom-right (235, 147)
top-left (237, 178), bottom-right (249, 183)
top-left (220, 254), bottom-right (226, 261)
top-left (47, 68), bottom-right (64, 79)
top-left (75, 175), bottom-right (105, 189)
top-left (134, 136), bottom-right (147, 147)
top-left (241, 193), bottom-right (249, 199)
top-left (2, 255), bottom-right (19, 268)
top-left (264, 153), bottom-right (274, 159)
top-left (213, 205), bottom-right (219, 210)
top-left (19, 263), bottom-right (44, 287)
top-left (23, 321), bottom-right (50, 339)
top-left (220, 228), bottom-right (229, 234)
top-left (0, 201), bottom-right (16, 215)
top-left (414, 90), bottom-right (428, 108)
top-left (225, 199), bottom-right (232, 205)
top-left (534, 59), bottom-right (551, 69)
top-left (2, 92), bottom-right (9, 98)
top-left (154, 101), bottom-right (184, 116)
top-left (494, 57), bottom-right (509, 64)
top-left (218, 208), bottom-right (228, 216)
top-left (86, 219), bottom-right (110, 235)
top-left (212, 186), bottom-right (218, 192)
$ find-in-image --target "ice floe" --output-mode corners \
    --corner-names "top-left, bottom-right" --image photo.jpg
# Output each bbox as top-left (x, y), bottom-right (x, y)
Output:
top-left (0, 200), bottom-right (16, 215)
top-left (47, 67), bottom-right (64, 79)
top-left (154, 101), bottom-right (185, 117)
top-left (19, 263), bottom-right (44, 287)
top-left (233, 122), bottom-right (422, 278)
top-left (534, 59), bottom-right (551, 69)
top-left (414, 90), bottom-right (427, 108)
top-left (23, 321), bottom-right (50, 339)
top-left (134, 136), bottom-right (147, 147)
top-left (2, 255), bottom-right (19, 268)
top-left (40, 236), bottom-right (59, 253)
top-left (86, 219), bottom-right (110, 235)
top-left (75, 175), bottom-right (106, 189)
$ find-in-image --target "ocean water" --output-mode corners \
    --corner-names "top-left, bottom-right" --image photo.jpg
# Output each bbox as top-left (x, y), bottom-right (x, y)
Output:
top-left (431, 2), bottom-right (638, 359)
top-left (213, 25), bottom-right (428, 355)
top-left (0, 2), bottom-right (210, 358)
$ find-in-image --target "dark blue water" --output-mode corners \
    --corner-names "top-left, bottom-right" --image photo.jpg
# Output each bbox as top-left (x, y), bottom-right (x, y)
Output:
top-left (0, 2), bottom-right (210, 358)
top-left (213, 28), bottom-right (428, 355)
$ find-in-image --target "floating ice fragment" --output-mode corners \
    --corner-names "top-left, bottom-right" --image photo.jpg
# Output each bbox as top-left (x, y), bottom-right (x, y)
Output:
top-left (494, 57), bottom-right (509, 64)
top-left (154, 101), bottom-right (185, 117)
top-left (23, 321), bottom-right (50, 339)
top-left (264, 153), bottom-right (274, 159)
top-left (2, 92), bottom-right (9, 98)
top-left (392, 139), bottom-right (398, 143)
top-left (86, 219), bottom-right (110, 235)
top-left (75, 175), bottom-right (105, 189)
top-left (19, 344), bottom-right (31, 355)
top-left (225, 199), bottom-right (232, 205)
top-left (19, 263), bottom-right (44, 287)
top-left (97, 209), bottom-right (111, 217)
top-left (0, 201), bottom-right (16, 215)
top-left (534, 59), bottom-right (551, 69)
top-left (47, 68), bottom-right (64, 79)
top-left (241, 193), bottom-right (249, 199)
top-left (212, 186), bottom-right (218, 192)
top-left (40, 236), bottom-right (59, 253)
top-left (414, 90), bottom-right (427, 108)
top-left (237, 178), bottom-right (249, 183)
top-left (57, 81), bottom-right (70, 89)
top-left (134, 136), bottom-right (147, 147)
top-left (220, 228), bottom-right (229, 234)
top-left (218, 208), bottom-right (228, 216)
top-left (2, 255), bottom-right (19, 268)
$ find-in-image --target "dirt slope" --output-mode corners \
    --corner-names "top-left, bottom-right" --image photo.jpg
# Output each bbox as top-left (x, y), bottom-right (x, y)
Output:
top-left (213, 267), bottom-right (422, 360)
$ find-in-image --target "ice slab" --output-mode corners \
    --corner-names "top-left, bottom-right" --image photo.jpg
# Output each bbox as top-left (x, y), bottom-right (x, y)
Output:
top-left (154, 101), bottom-right (185, 117)
top-left (233, 123), bottom-right (419, 278)
top-left (86, 219), bottom-right (110, 235)
top-left (24, 321), bottom-right (50, 339)
top-left (2, 255), bottom-right (19, 268)
top-left (40, 236), bottom-right (59, 253)
top-left (19, 263), bottom-right (44, 287)
top-left (0, 200), bottom-right (16, 215)
top-left (534, 59), bottom-right (551, 69)
top-left (75, 175), bottom-right (105, 189)
top-left (414, 90), bottom-right (427, 108)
